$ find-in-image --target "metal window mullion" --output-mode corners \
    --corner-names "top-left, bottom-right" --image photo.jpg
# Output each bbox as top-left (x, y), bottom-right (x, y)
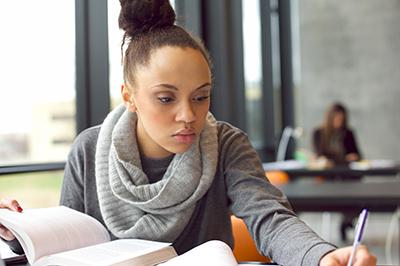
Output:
top-left (278, 0), bottom-right (295, 129)
top-left (75, 0), bottom-right (110, 134)
top-left (202, 0), bottom-right (246, 131)
top-left (278, 0), bottom-right (295, 159)
top-left (0, 162), bottom-right (66, 176)
top-left (258, 0), bottom-right (277, 161)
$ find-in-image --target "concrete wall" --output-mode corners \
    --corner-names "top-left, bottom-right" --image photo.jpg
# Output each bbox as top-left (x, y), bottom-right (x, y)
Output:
top-left (295, 0), bottom-right (400, 160)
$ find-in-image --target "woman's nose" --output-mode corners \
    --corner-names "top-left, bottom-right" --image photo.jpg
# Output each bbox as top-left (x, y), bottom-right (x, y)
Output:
top-left (176, 102), bottom-right (196, 124)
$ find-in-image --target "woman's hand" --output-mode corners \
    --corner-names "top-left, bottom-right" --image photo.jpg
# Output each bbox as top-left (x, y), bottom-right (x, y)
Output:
top-left (0, 198), bottom-right (23, 241)
top-left (320, 245), bottom-right (376, 266)
top-left (345, 153), bottom-right (359, 162)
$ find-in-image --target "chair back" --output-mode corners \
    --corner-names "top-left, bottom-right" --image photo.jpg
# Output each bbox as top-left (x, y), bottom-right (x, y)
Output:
top-left (231, 215), bottom-right (271, 263)
top-left (265, 170), bottom-right (290, 186)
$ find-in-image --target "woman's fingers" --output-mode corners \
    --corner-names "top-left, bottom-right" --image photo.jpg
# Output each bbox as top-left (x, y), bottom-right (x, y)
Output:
top-left (0, 224), bottom-right (16, 241)
top-left (320, 245), bottom-right (376, 266)
top-left (0, 198), bottom-right (22, 241)
top-left (353, 245), bottom-right (377, 266)
top-left (0, 198), bottom-right (23, 212)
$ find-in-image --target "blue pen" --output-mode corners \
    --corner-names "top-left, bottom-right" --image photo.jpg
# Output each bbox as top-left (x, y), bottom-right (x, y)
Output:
top-left (347, 209), bottom-right (368, 266)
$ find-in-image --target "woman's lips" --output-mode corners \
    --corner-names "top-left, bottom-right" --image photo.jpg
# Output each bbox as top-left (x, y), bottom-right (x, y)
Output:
top-left (173, 133), bottom-right (196, 143)
top-left (172, 129), bottom-right (196, 144)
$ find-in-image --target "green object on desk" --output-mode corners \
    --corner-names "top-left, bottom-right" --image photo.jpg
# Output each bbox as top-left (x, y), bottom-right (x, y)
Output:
top-left (294, 150), bottom-right (308, 164)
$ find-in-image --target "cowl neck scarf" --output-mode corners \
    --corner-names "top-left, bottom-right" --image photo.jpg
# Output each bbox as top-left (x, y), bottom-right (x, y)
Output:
top-left (95, 104), bottom-right (218, 242)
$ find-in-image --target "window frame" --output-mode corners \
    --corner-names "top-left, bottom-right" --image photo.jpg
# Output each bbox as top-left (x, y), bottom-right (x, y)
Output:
top-left (1, 0), bottom-right (110, 175)
top-left (199, 0), bottom-right (295, 161)
top-left (1, 0), bottom-right (297, 176)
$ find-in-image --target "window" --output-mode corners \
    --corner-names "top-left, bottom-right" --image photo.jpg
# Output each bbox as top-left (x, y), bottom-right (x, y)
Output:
top-left (0, 1), bottom-right (75, 207)
top-left (0, 1), bottom-right (76, 165)
top-left (108, 0), bottom-right (124, 109)
top-left (0, 171), bottom-right (63, 208)
top-left (242, 0), bottom-right (264, 147)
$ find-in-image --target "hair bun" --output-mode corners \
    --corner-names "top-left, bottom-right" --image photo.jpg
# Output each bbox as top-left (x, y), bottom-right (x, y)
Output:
top-left (119, 0), bottom-right (176, 37)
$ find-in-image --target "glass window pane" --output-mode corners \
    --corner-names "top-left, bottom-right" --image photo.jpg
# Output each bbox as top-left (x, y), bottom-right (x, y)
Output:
top-left (108, 0), bottom-right (124, 109)
top-left (0, 171), bottom-right (63, 208)
top-left (242, 0), bottom-right (263, 146)
top-left (0, 1), bottom-right (76, 165)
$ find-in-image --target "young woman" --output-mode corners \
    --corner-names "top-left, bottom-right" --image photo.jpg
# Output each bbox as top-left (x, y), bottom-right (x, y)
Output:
top-left (1, 1), bottom-right (375, 265)
top-left (313, 102), bottom-right (361, 166)
top-left (313, 102), bottom-right (362, 242)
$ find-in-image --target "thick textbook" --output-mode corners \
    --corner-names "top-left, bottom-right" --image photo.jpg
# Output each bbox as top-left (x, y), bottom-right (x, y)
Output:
top-left (0, 206), bottom-right (177, 266)
top-left (0, 206), bottom-right (273, 266)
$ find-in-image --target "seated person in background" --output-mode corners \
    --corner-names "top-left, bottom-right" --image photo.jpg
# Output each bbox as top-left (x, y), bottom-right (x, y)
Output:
top-left (313, 102), bottom-right (361, 168)
top-left (0, 1), bottom-right (375, 265)
top-left (312, 102), bottom-right (362, 242)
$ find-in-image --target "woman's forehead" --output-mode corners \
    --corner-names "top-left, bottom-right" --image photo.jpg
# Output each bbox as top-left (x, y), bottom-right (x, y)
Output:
top-left (148, 46), bottom-right (208, 68)
top-left (136, 46), bottom-right (211, 86)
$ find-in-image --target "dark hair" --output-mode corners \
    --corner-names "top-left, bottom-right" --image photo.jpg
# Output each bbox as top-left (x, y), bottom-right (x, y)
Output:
top-left (118, 0), bottom-right (211, 88)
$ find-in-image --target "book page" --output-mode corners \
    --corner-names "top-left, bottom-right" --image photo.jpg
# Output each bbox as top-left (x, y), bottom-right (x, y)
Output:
top-left (36, 239), bottom-right (176, 266)
top-left (159, 240), bottom-right (238, 266)
top-left (0, 206), bottom-right (110, 264)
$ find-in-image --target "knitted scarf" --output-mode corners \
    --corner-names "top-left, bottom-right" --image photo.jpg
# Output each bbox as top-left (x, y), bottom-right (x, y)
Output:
top-left (95, 104), bottom-right (218, 242)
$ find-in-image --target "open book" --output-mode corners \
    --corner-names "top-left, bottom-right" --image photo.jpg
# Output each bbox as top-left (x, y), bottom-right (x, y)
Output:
top-left (159, 240), bottom-right (278, 266)
top-left (159, 240), bottom-right (241, 266)
top-left (0, 206), bottom-right (275, 266)
top-left (0, 206), bottom-right (177, 266)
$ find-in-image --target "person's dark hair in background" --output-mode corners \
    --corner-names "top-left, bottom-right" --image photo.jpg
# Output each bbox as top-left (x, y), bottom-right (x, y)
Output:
top-left (312, 102), bottom-right (362, 242)
top-left (313, 102), bottom-right (361, 165)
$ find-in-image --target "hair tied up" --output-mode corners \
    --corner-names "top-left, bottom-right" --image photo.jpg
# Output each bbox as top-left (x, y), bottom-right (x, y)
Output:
top-left (118, 0), bottom-right (176, 38)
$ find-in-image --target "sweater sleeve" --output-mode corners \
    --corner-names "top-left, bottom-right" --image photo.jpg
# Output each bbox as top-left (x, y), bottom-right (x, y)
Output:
top-left (220, 125), bottom-right (336, 265)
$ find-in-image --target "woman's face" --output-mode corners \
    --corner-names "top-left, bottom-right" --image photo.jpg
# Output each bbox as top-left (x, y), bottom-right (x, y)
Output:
top-left (332, 111), bottom-right (345, 129)
top-left (124, 46), bottom-right (212, 158)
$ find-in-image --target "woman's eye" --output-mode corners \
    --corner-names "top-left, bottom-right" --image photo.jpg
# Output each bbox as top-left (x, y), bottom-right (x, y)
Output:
top-left (157, 97), bottom-right (174, 104)
top-left (193, 95), bottom-right (210, 102)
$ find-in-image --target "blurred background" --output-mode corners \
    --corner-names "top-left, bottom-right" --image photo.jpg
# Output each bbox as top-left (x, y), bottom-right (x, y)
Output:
top-left (0, 0), bottom-right (399, 263)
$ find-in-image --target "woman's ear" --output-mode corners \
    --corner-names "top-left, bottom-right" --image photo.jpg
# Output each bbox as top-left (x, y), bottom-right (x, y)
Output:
top-left (121, 84), bottom-right (137, 112)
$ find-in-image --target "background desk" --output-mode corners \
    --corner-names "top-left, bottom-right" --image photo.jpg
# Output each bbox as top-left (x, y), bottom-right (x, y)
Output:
top-left (280, 181), bottom-right (400, 213)
top-left (263, 161), bottom-right (400, 180)
top-left (283, 165), bottom-right (400, 180)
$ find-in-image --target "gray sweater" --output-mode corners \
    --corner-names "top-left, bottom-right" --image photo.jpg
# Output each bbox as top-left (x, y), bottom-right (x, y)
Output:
top-left (7, 121), bottom-right (335, 265)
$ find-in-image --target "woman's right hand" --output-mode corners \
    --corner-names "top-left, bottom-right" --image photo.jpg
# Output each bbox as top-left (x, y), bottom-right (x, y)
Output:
top-left (0, 198), bottom-right (23, 241)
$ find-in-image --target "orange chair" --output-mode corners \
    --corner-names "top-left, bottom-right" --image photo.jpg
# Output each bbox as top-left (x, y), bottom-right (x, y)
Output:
top-left (265, 170), bottom-right (289, 186)
top-left (231, 215), bottom-right (271, 263)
